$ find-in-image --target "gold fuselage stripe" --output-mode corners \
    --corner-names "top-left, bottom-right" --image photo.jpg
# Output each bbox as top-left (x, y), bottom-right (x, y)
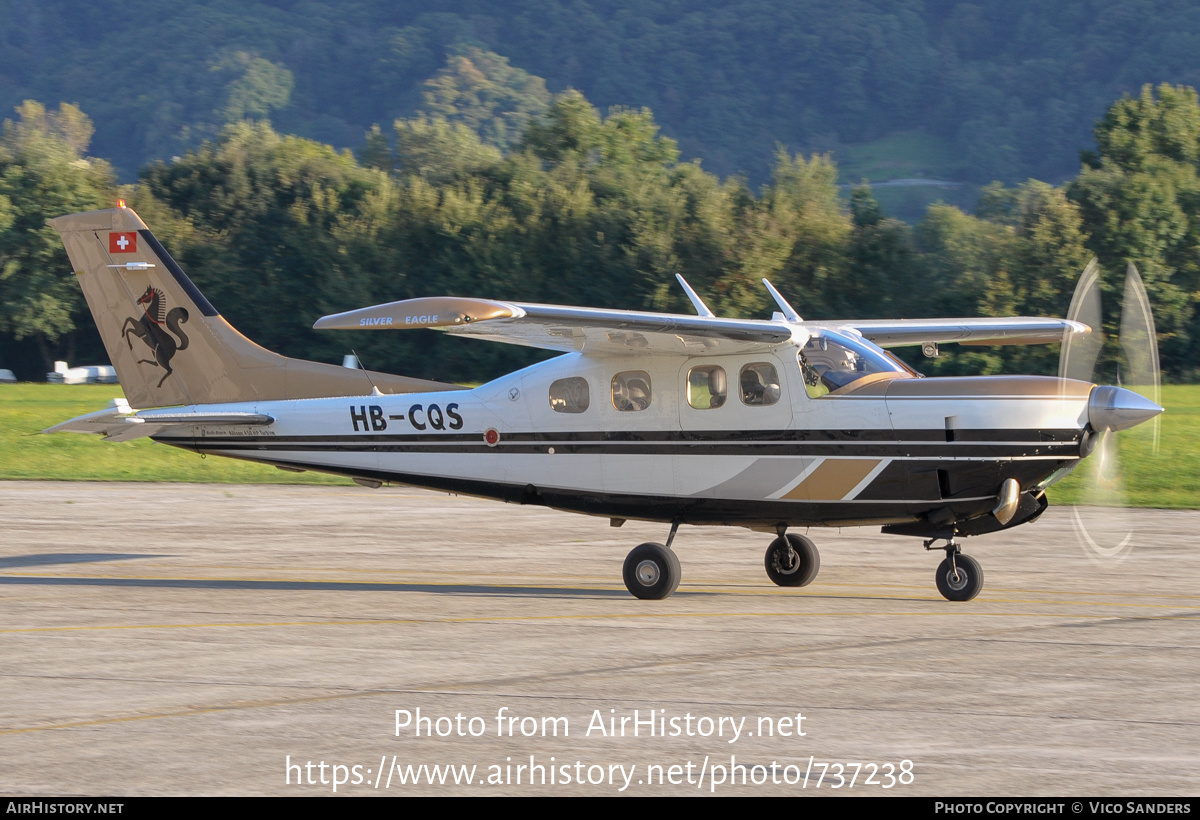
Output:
top-left (781, 458), bottom-right (882, 501)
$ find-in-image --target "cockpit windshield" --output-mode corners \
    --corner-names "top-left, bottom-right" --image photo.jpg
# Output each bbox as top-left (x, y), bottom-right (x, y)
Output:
top-left (798, 329), bottom-right (915, 397)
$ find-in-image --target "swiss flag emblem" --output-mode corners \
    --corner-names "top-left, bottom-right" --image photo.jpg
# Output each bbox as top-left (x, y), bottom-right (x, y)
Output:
top-left (109, 232), bottom-right (137, 253)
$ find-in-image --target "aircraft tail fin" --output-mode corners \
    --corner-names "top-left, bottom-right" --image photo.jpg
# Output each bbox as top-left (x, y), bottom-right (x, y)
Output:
top-left (49, 205), bottom-right (456, 408)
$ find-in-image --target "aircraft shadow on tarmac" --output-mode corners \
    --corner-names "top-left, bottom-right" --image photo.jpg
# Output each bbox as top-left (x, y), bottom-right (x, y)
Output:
top-left (0, 573), bottom-right (941, 602)
top-left (0, 574), bottom-right (674, 598)
top-left (0, 552), bottom-right (166, 569)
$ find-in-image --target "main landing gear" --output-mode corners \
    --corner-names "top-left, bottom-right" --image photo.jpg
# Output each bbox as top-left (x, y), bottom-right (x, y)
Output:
top-left (926, 538), bottom-right (984, 602)
top-left (621, 523), bottom-right (825, 600)
top-left (622, 522), bottom-right (682, 600)
top-left (764, 527), bottom-right (821, 588)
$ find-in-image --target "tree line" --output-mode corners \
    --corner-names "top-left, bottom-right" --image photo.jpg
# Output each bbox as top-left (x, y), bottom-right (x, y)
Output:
top-left (1, 84), bottom-right (1198, 384)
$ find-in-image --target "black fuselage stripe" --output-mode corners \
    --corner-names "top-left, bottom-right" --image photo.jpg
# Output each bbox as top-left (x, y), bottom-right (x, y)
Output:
top-left (261, 428), bottom-right (1081, 444)
top-left (157, 427), bottom-right (1081, 445)
top-left (156, 439), bottom-right (1077, 459)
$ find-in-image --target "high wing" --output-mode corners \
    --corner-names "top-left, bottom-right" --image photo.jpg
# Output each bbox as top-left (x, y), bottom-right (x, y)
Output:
top-left (314, 294), bottom-right (1088, 356)
top-left (833, 317), bottom-right (1091, 348)
top-left (314, 296), bottom-right (797, 355)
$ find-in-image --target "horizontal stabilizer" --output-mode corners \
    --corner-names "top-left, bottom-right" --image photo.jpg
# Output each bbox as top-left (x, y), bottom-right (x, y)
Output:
top-left (134, 410), bottom-right (275, 425)
top-left (44, 400), bottom-right (274, 442)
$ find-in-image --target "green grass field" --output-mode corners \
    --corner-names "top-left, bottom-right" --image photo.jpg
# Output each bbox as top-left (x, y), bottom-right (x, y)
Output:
top-left (1047, 384), bottom-right (1195, 508)
top-left (0, 382), bottom-right (1194, 507)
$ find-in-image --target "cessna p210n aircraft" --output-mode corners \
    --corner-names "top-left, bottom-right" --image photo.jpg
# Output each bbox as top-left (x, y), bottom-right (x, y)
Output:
top-left (47, 204), bottom-right (1163, 601)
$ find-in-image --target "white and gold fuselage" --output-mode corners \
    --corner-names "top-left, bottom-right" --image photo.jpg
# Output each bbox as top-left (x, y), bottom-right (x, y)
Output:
top-left (144, 348), bottom-right (1096, 534)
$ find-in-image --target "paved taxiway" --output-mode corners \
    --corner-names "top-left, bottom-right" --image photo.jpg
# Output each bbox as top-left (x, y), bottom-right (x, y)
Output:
top-left (1, 481), bottom-right (1197, 795)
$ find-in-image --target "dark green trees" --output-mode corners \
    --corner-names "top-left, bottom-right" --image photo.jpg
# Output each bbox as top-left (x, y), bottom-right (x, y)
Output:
top-left (0, 103), bottom-right (117, 368)
top-left (1070, 84), bottom-right (1200, 378)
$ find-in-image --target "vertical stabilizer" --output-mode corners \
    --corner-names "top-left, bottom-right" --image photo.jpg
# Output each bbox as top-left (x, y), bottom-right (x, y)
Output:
top-left (49, 205), bottom-right (456, 407)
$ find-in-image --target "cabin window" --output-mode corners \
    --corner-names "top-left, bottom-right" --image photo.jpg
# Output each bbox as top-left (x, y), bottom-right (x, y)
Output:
top-left (687, 365), bottom-right (727, 409)
top-left (739, 363), bottom-right (781, 406)
top-left (549, 377), bottom-right (590, 414)
top-left (611, 370), bottom-right (652, 411)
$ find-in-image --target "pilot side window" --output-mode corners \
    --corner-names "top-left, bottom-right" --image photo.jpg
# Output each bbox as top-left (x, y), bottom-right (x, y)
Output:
top-left (549, 377), bottom-right (590, 414)
top-left (687, 365), bottom-right (727, 409)
top-left (798, 330), bottom-right (913, 398)
top-left (739, 363), bottom-right (781, 406)
top-left (611, 371), bottom-right (652, 412)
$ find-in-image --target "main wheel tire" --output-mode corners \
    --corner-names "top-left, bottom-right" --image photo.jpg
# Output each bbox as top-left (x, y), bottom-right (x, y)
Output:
top-left (623, 542), bottom-right (681, 600)
top-left (935, 553), bottom-right (983, 601)
top-left (764, 533), bottom-right (820, 587)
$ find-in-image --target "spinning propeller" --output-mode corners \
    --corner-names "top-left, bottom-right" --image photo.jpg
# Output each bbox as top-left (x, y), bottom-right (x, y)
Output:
top-left (1058, 260), bottom-right (1164, 560)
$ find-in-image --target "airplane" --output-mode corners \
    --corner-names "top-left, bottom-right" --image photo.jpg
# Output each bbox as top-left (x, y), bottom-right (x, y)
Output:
top-left (45, 203), bottom-right (1164, 601)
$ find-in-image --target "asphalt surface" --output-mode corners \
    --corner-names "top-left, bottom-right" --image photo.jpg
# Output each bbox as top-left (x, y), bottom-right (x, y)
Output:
top-left (1, 481), bottom-right (1197, 796)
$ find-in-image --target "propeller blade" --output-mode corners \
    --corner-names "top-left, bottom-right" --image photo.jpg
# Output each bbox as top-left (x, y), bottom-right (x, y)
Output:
top-left (1068, 260), bottom-right (1163, 562)
top-left (1059, 258), bottom-right (1103, 383)
top-left (1119, 263), bottom-right (1161, 453)
top-left (1070, 429), bottom-right (1135, 562)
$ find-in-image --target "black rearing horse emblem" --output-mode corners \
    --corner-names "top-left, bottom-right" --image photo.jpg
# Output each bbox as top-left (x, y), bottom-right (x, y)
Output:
top-left (121, 286), bottom-right (190, 388)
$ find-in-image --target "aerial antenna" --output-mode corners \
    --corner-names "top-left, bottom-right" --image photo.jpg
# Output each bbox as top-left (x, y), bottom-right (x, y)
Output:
top-left (675, 275), bottom-right (715, 317)
top-left (351, 349), bottom-right (384, 396)
top-left (762, 279), bottom-right (802, 322)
